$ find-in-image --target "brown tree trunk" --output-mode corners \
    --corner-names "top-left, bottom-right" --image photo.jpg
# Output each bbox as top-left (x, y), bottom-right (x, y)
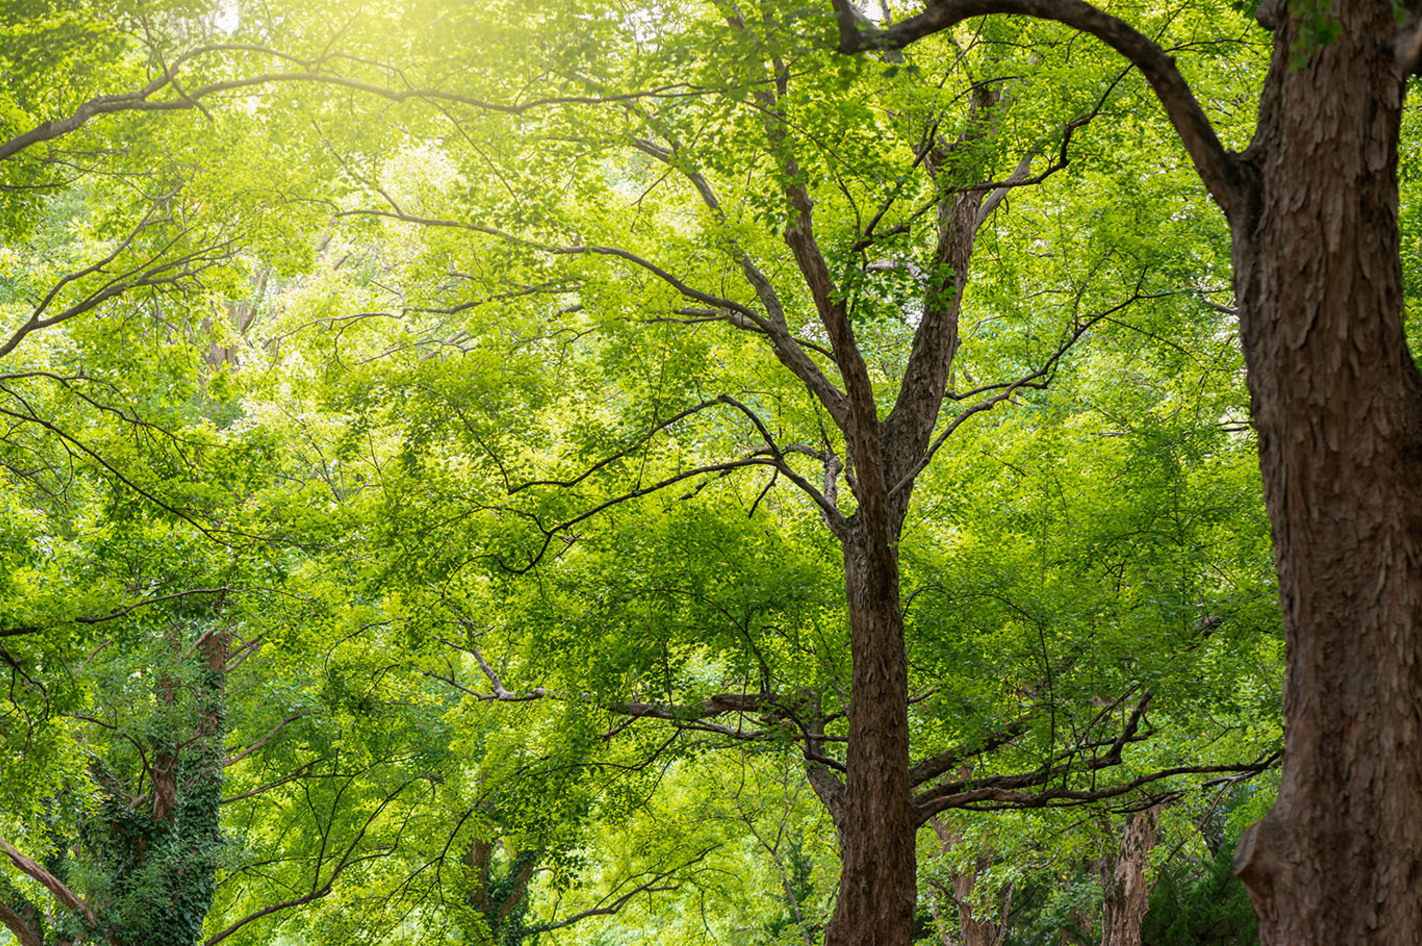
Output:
top-left (0, 892), bottom-right (43, 946)
top-left (1098, 806), bottom-right (1160, 946)
top-left (1230, 3), bottom-right (1422, 940)
top-left (825, 534), bottom-right (916, 946)
top-left (928, 815), bottom-right (1006, 946)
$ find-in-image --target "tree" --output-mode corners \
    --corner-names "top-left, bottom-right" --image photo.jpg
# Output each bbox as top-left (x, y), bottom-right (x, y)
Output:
top-left (833, 0), bottom-right (1422, 941)
top-left (264, 5), bottom-right (1281, 945)
top-left (2, 2), bottom-right (1291, 944)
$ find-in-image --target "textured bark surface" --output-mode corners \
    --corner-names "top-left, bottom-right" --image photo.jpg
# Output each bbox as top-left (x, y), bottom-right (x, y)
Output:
top-left (826, 537), bottom-right (916, 946)
top-left (0, 887), bottom-right (43, 946)
top-left (1229, 3), bottom-right (1422, 940)
top-left (1098, 807), bottom-right (1160, 946)
top-left (832, 0), bottom-right (1422, 936)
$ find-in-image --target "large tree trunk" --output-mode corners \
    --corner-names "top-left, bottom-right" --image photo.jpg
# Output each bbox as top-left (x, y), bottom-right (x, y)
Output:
top-left (1230, 3), bottom-right (1422, 940)
top-left (826, 534), bottom-right (916, 946)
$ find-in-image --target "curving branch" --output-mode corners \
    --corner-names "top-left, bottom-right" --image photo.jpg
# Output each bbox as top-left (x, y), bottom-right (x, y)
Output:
top-left (225, 712), bottom-right (309, 767)
top-left (0, 587), bottom-right (230, 638)
top-left (531, 848), bottom-right (717, 933)
top-left (887, 284), bottom-right (1177, 499)
top-left (424, 660), bottom-right (849, 773)
top-left (0, 210), bottom-right (234, 361)
top-left (908, 719), bottom-right (1031, 788)
top-left (339, 205), bottom-right (851, 425)
top-left (0, 892), bottom-right (42, 946)
top-left (914, 754), bottom-right (1280, 821)
top-left (203, 778), bottom-right (420, 946)
top-left (627, 134), bottom-right (851, 426)
top-left (498, 455), bottom-right (778, 573)
top-left (910, 690), bottom-right (1280, 822)
top-left (0, 41), bottom-right (722, 163)
top-left (477, 393), bottom-right (848, 570)
top-left (829, 0), bottom-right (1251, 218)
top-left (0, 404), bottom-right (255, 545)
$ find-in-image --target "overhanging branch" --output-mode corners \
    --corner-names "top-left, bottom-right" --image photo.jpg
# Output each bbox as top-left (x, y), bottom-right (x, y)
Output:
top-left (830, 0), bottom-right (1251, 217)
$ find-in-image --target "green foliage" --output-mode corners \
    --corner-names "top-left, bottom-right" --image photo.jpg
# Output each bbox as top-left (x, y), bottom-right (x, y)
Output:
top-left (1141, 845), bottom-right (1259, 946)
top-left (0, 1), bottom-right (1292, 945)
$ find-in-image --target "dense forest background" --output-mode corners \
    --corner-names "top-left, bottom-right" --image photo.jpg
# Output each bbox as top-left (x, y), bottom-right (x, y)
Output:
top-left (9, 0), bottom-right (1414, 942)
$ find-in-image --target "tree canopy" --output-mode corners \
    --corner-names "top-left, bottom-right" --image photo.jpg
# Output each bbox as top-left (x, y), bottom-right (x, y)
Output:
top-left (20, 0), bottom-right (1414, 943)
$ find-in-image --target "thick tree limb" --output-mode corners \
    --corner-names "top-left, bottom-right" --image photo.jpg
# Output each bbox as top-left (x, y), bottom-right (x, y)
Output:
top-left (0, 838), bottom-right (96, 927)
top-left (910, 689), bottom-right (1277, 822)
top-left (830, 0), bottom-right (1251, 217)
top-left (881, 79), bottom-right (1004, 509)
top-left (914, 756), bottom-right (1280, 820)
top-left (0, 896), bottom-right (42, 946)
top-left (908, 719), bottom-right (1031, 788)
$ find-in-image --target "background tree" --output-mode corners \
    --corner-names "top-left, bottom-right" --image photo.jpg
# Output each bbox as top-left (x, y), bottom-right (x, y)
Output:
top-left (242, 4), bottom-right (1282, 944)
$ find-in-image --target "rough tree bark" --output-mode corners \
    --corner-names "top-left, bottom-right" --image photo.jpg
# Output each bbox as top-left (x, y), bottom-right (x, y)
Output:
top-left (833, 0), bottom-right (1422, 941)
top-left (816, 77), bottom-right (1007, 946)
top-left (835, 537), bottom-right (916, 946)
top-left (1098, 805), bottom-right (1160, 946)
top-left (1228, 5), bottom-right (1422, 940)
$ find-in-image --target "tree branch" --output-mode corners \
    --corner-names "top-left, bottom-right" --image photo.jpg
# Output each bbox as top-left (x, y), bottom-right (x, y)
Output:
top-left (225, 713), bottom-right (308, 767)
top-left (913, 754), bottom-right (1280, 822)
top-left (0, 587), bottom-right (230, 638)
top-left (0, 838), bottom-right (96, 927)
top-left (908, 719), bottom-right (1031, 788)
top-left (627, 135), bottom-right (851, 426)
top-left (203, 779), bottom-right (416, 946)
top-left (0, 42), bottom-right (721, 163)
top-left (531, 848), bottom-right (717, 933)
top-left (888, 285), bottom-right (1164, 499)
top-left (830, 0), bottom-right (1250, 217)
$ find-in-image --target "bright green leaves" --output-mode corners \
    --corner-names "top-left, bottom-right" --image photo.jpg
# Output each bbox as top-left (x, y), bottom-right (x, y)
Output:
top-left (0, 2), bottom-right (1293, 944)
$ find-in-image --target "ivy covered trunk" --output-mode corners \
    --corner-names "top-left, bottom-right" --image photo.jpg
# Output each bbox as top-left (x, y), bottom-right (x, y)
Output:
top-left (0, 631), bottom-right (228, 946)
top-left (1230, 2), bottom-right (1422, 940)
top-left (462, 837), bottom-right (538, 945)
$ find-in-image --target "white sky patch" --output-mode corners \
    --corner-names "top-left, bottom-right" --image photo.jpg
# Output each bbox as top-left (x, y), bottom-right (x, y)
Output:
top-left (214, 3), bottom-right (240, 34)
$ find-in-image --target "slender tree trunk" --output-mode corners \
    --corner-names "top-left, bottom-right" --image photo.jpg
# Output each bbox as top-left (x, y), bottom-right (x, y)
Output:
top-left (1231, 3), bottom-right (1422, 940)
top-left (928, 815), bottom-right (1005, 946)
top-left (825, 532), bottom-right (916, 946)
